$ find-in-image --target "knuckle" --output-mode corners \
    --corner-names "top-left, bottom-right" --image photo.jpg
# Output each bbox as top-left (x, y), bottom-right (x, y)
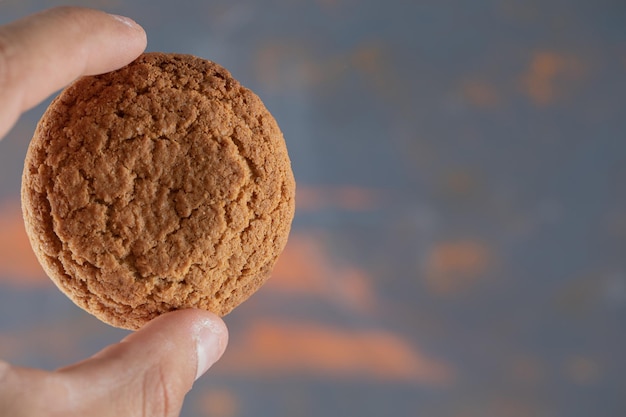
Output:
top-left (139, 365), bottom-right (180, 417)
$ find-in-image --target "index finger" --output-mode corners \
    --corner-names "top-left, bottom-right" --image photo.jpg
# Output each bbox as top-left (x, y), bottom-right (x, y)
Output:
top-left (0, 7), bottom-right (147, 139)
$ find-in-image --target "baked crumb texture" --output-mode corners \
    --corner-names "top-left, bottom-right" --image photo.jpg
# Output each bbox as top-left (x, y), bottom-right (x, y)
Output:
top-left (22, 53), bottom-right (295, 329)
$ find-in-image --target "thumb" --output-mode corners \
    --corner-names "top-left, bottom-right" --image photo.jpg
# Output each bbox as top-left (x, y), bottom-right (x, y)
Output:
top-left (58, 309), bottom-right (228, 417)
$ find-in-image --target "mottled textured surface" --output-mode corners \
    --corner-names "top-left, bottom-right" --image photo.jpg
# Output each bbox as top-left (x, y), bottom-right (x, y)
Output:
top-left (21, 53), bottom-right (295, 329)
top-left (1, 1), bottom-right (625, 417)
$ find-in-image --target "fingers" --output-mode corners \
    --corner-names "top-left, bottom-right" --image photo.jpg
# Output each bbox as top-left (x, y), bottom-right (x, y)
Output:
top-left (0, 310), bottom-right (228, 417)
top-left (58, 310), bottom-right (228, 417)
top-left (0, 360), bottom-right (70, 416)
top-left (0, 6), bottom-right (147, 139)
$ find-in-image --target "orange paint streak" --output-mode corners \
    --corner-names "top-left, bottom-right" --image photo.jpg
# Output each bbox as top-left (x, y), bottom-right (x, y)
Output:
top-left (442, 170), bottom-right (481, 198)
top-left (0, 199), bottom-right (49, 286)
top-left (425, 240), bottom-right (492, 295)
top-left (269, 233), bottom-right (377, 312)
top-left (520, 51), bottom-right (584, 105)
top-left (194, 388), bottom-right (240, 417)
top-left (351, 42), bottom-right (384, 75)
top-left (220, 321), bottom-right (454, 384)
top-left (524, 52), bottom-right (564, 105)
top-left (270, 234), bottom-right (330, 294)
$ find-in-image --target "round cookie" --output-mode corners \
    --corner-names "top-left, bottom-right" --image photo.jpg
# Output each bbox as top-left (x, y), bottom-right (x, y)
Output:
top-left (22, 52), bottom-right (296, 330)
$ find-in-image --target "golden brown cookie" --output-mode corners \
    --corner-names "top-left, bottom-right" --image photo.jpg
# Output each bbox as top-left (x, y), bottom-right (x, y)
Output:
top-left (21, 52), bottom-right (295, 330)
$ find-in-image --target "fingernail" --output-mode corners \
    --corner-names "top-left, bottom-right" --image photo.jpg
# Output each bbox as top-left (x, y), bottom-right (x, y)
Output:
top-left (109, 14), bottom-right (140, 29)
top-left (193, 317), bottom-right (228, 381)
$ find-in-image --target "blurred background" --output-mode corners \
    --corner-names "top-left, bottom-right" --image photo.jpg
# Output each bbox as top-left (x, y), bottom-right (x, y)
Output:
top-left (1, 0), bottom-right (625, 416)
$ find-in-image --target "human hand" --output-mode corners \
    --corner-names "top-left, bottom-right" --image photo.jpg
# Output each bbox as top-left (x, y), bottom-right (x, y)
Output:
top-left (0, 7), bottom-right (229, 417)
top-left (0, 309), bottom-right (228, 417)
top-left (0, 6), bottom-right (146, 139)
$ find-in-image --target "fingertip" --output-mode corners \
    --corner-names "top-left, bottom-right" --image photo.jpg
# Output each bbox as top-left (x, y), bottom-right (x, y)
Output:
top-left (126, 309), bottom-right (229, 381)
top-left (108, 14), bottom-right (142, 31)
top-left (55, 309), bottom-right (229, 415)
top-left (190, 311), bottom-right (229, 380)
top-left (106, 12), bottom-right (147, 56)
top-left (0, 6), bottom-right (149, 115)
top-left (81, 9), bottom-right (147, 76)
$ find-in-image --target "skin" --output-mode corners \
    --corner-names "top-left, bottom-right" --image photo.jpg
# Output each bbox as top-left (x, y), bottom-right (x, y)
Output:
top-left (0, 7), bottom-right (229, 417)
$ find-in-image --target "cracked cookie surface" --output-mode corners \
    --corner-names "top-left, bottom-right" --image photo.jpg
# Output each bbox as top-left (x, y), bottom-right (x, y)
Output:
top-left (21, 52), bottom-right (296, 330)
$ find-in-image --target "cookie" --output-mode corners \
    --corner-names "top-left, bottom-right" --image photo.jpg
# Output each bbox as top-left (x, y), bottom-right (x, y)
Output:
top-left (21, 52), bottom-right (296, 330)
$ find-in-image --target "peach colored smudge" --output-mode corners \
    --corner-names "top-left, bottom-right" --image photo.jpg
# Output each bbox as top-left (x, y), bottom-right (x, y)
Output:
top-left (194, 388), bottom-right (240, 417)
top-left (462, 80), bottom-right (500, 107)
top-left (0, 198), bottom-right (49, 286)
top-left (350, 41), bottom-right (403, 103)
top-left (441, 170), bottom-right (482, 198)
top-left (424, 240), bottom-right (492, 295)
top-left (255, 39), bottom-right (401, 104)
top-left (255, 42), bottom-right (327, 92)
top-left (520, 51), bottom-right (584, 105)
top-left (269, 233), bottom-right (377, 313)
top-left (219, 320), bottom-right (454, 385)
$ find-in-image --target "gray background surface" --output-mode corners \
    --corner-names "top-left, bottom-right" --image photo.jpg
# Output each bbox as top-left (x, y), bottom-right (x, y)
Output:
top-left (1, 1), bottom-right (625, 416)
